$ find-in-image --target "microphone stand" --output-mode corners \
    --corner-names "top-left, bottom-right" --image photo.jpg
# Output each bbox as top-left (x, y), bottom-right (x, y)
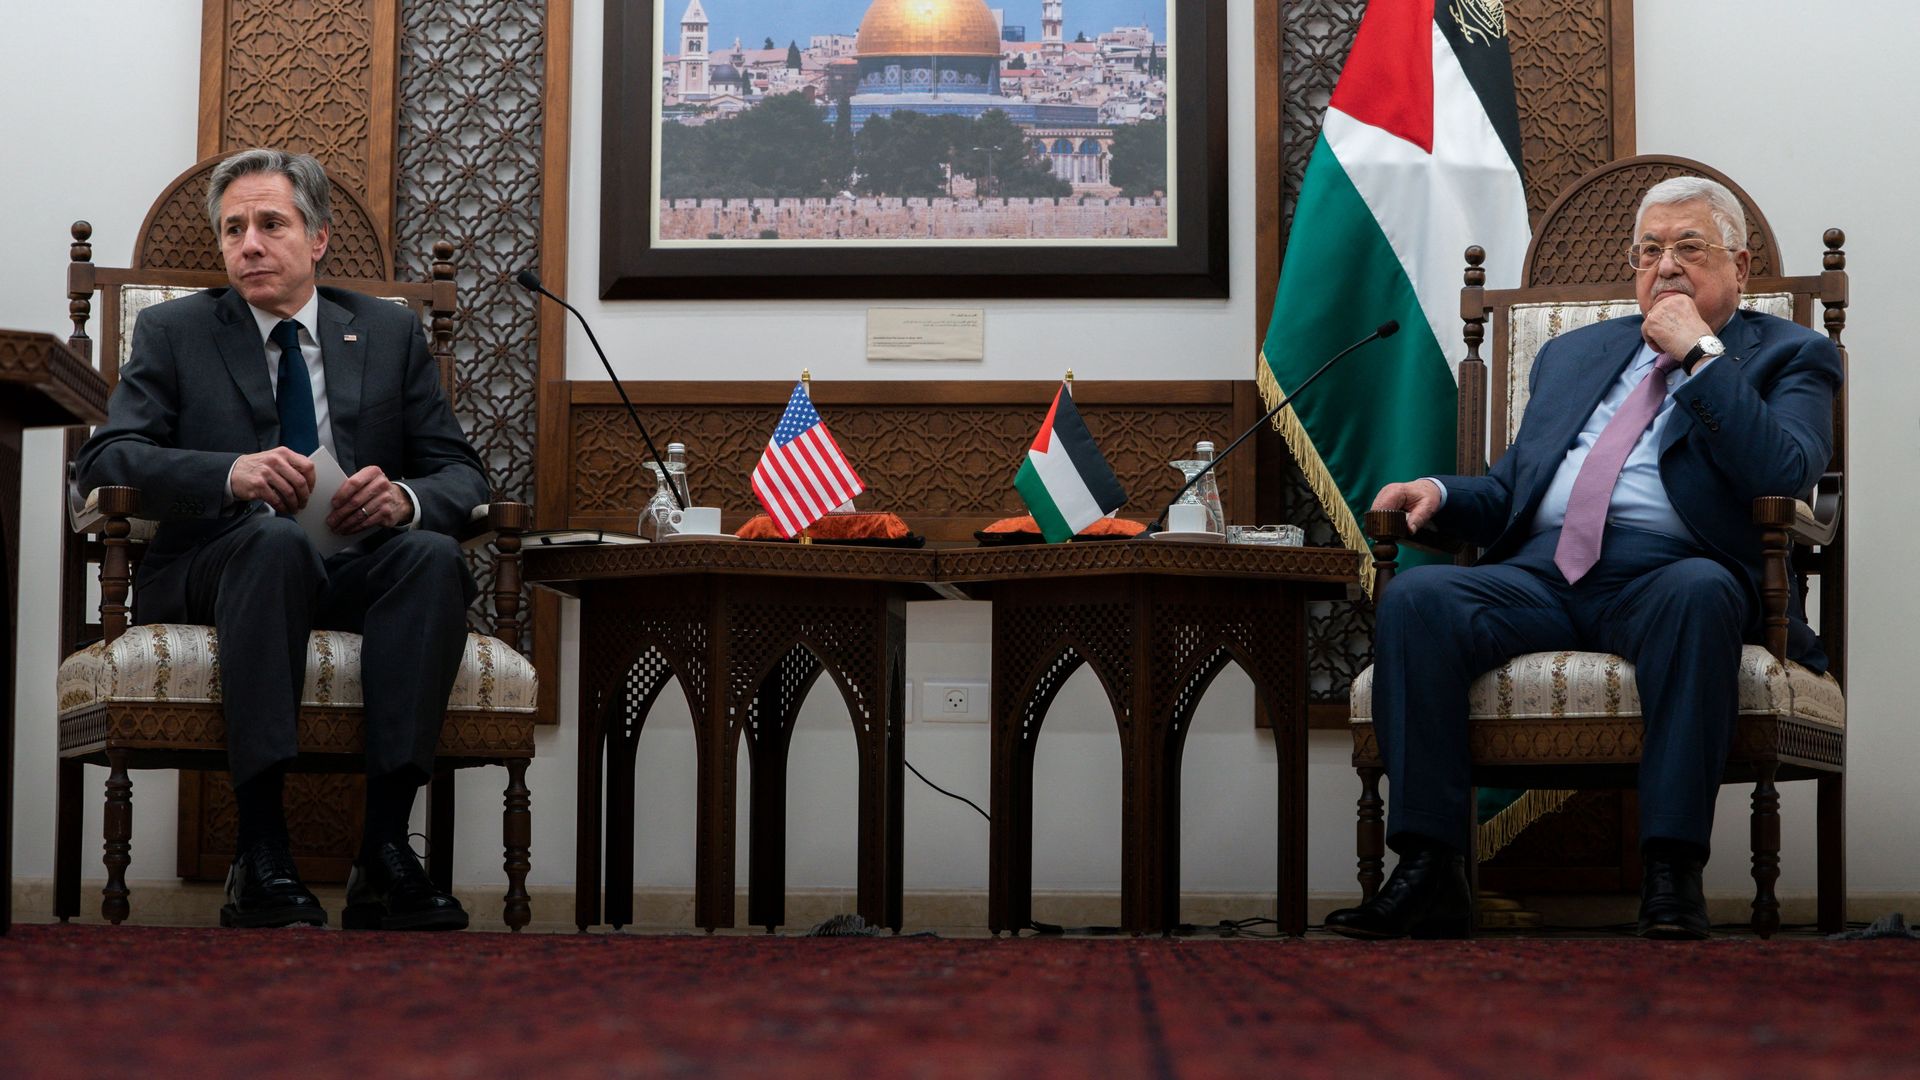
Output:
top-left (515, 269), bottom-right (685, 512)
top-left (1147, 320), bottom-right (1401, 533)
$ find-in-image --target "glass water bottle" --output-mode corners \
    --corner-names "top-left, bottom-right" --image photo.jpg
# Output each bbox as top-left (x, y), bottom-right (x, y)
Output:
top-left (1193, 440), bottom-right (1226, 533)
top-left (641, 442), bottom-right (690, 539)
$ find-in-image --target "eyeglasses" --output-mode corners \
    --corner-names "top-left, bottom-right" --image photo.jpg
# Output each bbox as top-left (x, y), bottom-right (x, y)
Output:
top-left (1626, 238), bottom-right (1731, 271)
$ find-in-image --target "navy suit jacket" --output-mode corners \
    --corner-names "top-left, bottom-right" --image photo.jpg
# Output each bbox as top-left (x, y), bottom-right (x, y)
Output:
top-left (75, 286), bottom-right (487, 577)
top-left (1428, 307), bottom-right (1841, 665)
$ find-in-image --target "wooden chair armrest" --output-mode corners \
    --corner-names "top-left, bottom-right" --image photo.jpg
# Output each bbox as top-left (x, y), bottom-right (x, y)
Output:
top-left (1752, 496), bottom-right (1799, 660)
top-left (481, 500), bottom-right (530, 649)
top-left (1766, 474), bottom-right (1841, 547)
top-left (1363, 509), bottom-right (1412, 597)
top-left (69, 483), bottom-right (144, 535)
top-left (85, 485), bottom-right (142, 643)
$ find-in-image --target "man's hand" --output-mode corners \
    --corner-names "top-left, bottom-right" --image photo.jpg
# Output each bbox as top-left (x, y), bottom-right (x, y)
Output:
top-left (1642, 290), bottom-right (1713, 359)
top-left (1370, 479), bottom-right (1443, 534)
top-left (231, 447), bottom-right (316, 514)
top-left (328, 465), bottom-right (408, 533)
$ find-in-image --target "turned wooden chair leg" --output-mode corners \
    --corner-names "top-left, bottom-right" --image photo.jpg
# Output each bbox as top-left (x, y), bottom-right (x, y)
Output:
top-left (55, 758), bottom-right (84, 921)
top-left (1749, 763), bottom-right (1782, 939)
top-left (101, 750), bottom-right (133, 924)
top-left (502, 758), bottom-right (532, 932)
top-left (1816, 772), bottom-right (1846, 933)
top-left (428, 768), bottom-right (456, 895)
top-left (1356, 766), bottom-right (1385, 902)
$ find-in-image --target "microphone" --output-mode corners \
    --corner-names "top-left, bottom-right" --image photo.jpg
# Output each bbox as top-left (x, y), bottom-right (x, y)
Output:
top-left (515, 269), bottom-right (684, 511)
top-left (1147, 319), bottom-right (1400, 533)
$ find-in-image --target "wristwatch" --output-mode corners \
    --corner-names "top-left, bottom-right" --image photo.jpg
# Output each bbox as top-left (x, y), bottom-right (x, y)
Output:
top-left (1682, 334), bottom-right (1726, 373)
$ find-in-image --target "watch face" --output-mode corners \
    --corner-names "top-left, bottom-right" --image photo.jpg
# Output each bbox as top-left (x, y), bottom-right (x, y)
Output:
top-left (1700, 335), bottom-right (1727, 356)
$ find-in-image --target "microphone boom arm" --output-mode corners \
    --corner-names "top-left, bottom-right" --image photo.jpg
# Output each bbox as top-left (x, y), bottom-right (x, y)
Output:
top-left (518, 270), bottom-right (685, 511)
top-left (1148, 320), bottom-right (1399, 533)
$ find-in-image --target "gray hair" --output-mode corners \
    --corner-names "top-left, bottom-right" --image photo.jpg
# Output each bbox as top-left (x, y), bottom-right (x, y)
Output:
top-left (1634, 175), bottom-right (1747, 251)
top-left (205, 148), bottom-right (333, 237)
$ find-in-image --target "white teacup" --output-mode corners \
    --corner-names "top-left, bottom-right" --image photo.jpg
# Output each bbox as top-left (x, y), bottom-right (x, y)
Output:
top-left (1166, 503), bottom-right (1211, 533)
top-left (667, 505), bottom-right (724, 534)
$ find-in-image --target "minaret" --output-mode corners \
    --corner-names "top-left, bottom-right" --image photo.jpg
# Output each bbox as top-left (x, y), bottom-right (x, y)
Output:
top-left (1042, 0), bottom-right (1063, 61)
top-left (679, 0), bottom-right (710, 98)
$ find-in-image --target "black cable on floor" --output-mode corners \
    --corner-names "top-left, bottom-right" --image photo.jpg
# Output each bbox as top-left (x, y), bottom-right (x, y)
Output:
top-left (1172, 917), bottom-right (1286, 939)
top-left (904, 758), bottom-right (990, 822)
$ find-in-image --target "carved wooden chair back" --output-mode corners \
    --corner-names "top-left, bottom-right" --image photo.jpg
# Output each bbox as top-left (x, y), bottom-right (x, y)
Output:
top-left (1352, 155), bottom-right (1849, 938)
top-left (56, 153), bottom-right (535, 929)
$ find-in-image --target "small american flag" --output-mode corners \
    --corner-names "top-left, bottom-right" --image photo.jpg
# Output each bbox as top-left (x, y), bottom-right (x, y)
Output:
top-left (750, 381), bottom-right (865, 538)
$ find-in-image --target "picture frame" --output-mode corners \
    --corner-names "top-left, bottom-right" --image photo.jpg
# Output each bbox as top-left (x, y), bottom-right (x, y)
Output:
top-left (600, 0), bottom-right (1227, 300)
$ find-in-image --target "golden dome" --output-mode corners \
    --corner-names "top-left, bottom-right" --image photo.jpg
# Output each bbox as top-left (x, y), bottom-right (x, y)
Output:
top-left (855, 0), bottom-right (1003, 58)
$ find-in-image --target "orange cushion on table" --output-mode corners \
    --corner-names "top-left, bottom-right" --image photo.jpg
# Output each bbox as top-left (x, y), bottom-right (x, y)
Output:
top-left (736, 512), bottom-right (911, 541)
top-left (982, 515), bottom-right (1145, 538)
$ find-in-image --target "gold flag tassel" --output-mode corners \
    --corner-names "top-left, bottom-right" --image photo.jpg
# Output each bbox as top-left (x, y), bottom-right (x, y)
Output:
top-left (1476, 788), bottom-right (1578, 861)
top-left (1256, 351), bottom-right (1375, 599)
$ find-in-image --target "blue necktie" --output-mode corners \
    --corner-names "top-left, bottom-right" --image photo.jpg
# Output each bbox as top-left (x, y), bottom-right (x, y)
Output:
top-left (272, 319), bottom-right (319, 455)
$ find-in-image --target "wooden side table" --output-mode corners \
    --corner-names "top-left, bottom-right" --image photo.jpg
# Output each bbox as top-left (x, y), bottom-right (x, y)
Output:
top-left (0, 331), bottom-right (110, 935)
top-left (526, 541), bottom-right (939, 932)
top-left (938, 541), bottom-right (1356, 936)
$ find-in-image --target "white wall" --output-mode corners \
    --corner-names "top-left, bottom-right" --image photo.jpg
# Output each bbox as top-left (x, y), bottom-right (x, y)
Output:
top-left (4, 0), bottom-right (1915, 914)
top-left (1633, 0), bottom-right (1920, 895)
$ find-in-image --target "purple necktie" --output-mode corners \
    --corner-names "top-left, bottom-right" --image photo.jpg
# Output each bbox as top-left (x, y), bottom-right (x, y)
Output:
top-left (1553, 352), bottom-right (1682, 584)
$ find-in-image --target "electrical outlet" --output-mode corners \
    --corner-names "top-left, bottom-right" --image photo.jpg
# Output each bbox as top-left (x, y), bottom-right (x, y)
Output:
top-left (921, 680), bottom-right (989, 723)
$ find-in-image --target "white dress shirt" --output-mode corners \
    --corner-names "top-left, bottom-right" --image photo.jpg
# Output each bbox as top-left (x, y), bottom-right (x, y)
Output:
top-left (227, 291), bottom-right (420, 527)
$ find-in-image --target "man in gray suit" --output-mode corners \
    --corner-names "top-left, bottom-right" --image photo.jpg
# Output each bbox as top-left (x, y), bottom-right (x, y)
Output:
top-left (76, 148), bottom-right (486, 930)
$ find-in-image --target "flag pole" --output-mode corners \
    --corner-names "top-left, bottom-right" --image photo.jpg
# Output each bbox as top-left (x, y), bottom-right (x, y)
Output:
top-left (799, 368), bottom-right (814, 544)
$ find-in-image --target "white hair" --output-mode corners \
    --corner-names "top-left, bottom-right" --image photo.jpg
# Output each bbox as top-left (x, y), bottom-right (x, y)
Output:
top-left (1634, 176), bottom-right (1747, 251)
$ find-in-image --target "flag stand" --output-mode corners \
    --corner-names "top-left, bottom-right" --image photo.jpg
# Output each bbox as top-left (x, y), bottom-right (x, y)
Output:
top-left (799, 369), bottom-right (813, 543)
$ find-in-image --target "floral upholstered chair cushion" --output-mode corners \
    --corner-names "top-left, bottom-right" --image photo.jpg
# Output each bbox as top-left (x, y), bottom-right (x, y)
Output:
top-left (1349, 644), bottom-right (1842, 730)
top-left (59, 624), bottom-right (537, 715)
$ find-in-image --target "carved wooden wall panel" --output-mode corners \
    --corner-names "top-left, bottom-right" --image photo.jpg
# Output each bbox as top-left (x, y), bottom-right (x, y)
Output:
top-left (199, 0), bottom-right (399, 235)
top-left (565, 384), bottom-right (1262, 539)
top-left (1505, 0), bottom-right (1636, 225)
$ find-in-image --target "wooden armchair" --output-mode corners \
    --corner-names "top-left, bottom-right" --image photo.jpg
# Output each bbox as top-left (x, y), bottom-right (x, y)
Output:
top-left (1348, 156), bottom-right (1848, 937)
top-left (55, 155), bottom-right (539, 929)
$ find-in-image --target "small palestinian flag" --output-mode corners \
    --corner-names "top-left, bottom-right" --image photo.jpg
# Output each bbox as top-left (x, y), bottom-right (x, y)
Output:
top-left (1013, 382), bottom-right (1126, 543)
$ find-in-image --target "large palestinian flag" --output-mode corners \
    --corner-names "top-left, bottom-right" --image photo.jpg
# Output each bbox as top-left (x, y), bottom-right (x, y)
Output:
top-left (1259, 0), bottom-right (1529, 585)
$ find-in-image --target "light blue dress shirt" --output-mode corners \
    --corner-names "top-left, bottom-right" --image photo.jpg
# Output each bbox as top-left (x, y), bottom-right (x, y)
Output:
top-left (1526, 340), bottom-right (1695, 539)
top-left (1425, 339), bottom-right (1703, 542)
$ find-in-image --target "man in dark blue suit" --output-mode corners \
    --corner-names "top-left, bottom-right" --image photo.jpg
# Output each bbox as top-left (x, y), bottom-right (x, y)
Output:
top-left (76, 149), bottom-right (485, 931)
top-left (1325, 177), bottom-right (1842, 940)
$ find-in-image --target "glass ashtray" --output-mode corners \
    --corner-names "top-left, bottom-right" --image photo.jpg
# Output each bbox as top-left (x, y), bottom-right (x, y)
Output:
top-left (1226, 524), bottom-right (1305, 547)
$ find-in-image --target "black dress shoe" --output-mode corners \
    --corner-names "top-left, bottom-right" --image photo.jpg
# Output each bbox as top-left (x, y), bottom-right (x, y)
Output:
top-left (1325, 845), bottom-right (1472, 940)
top-left (343, 840), bottom-right (469, 931)
top-left (221, 841), bottom-right (327, 928)
top-left (1638, 853), bottom-right (1710, 940)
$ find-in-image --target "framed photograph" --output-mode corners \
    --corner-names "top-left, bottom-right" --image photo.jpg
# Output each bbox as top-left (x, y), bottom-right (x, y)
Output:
top-left (600, 0), bottom-right (1227, 300)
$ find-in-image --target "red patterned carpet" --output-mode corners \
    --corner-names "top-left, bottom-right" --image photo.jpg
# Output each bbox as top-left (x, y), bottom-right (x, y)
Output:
top-left (3, 925), bottom-right (1917, 1078)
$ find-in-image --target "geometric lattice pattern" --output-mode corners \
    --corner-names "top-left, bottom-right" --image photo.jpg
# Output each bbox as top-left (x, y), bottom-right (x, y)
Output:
top-left (394, 0), bottom-right (548, 642)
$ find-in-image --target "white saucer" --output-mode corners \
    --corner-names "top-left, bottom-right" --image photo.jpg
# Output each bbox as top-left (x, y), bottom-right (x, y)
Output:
top-left (658, 531), bottom-right (739, 542)
top-left (1150, 530), bottom-right (1226, 543)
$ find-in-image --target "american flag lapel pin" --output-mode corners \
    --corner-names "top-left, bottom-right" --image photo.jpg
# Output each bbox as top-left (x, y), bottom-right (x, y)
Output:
top-left (343, 333), bottom-right (359, 342)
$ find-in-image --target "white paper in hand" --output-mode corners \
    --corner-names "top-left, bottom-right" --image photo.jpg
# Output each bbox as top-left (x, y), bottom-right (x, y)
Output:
top-left (294, 446), bottom-right (375, 558)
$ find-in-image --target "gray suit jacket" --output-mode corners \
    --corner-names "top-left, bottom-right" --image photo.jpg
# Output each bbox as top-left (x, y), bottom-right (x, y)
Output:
top-left (75, 286), bottom-right (488, 575)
